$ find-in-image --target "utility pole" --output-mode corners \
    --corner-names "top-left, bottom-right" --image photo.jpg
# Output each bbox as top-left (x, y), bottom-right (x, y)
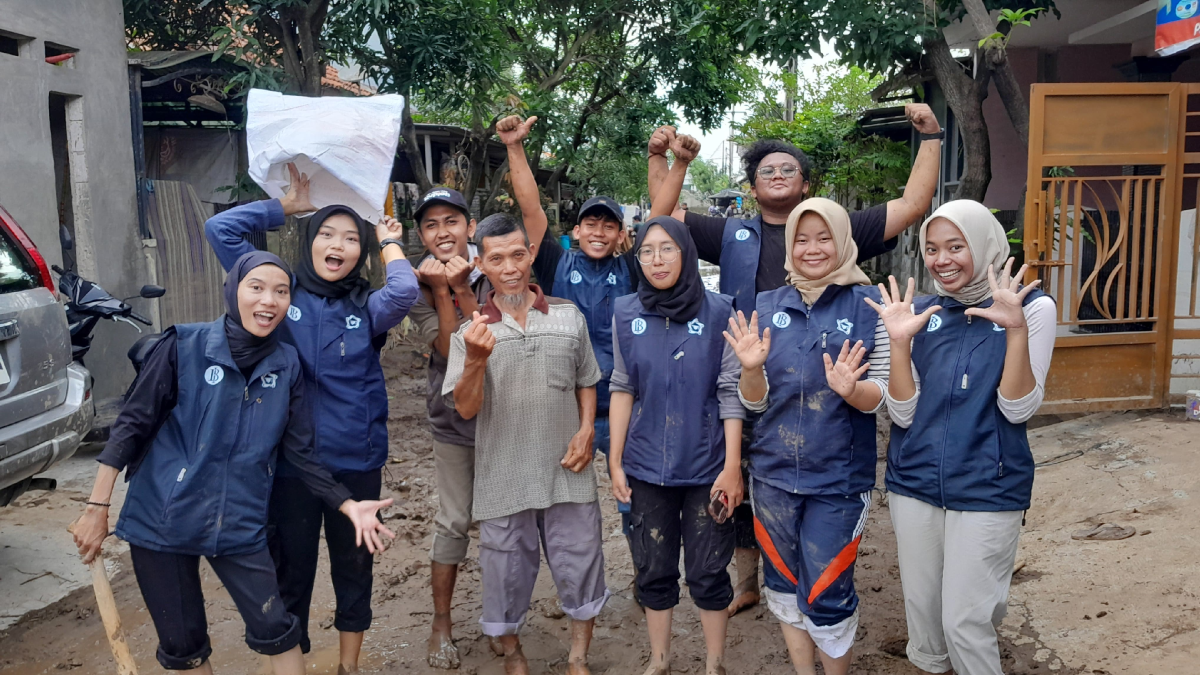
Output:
top-left (784, 57), bottom-right (796, 122)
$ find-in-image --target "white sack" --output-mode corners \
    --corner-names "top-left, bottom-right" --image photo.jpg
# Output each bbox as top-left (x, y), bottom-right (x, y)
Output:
top-left (246, 89), bottom-right (405, 222)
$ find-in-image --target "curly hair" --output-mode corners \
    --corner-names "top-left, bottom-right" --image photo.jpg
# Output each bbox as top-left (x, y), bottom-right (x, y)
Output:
top-left (742, 139), bottom-right (812, 187)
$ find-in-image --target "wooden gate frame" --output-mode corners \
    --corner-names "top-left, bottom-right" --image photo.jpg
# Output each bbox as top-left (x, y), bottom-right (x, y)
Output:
top-left (1023, 83), bottom-right (1185, 413)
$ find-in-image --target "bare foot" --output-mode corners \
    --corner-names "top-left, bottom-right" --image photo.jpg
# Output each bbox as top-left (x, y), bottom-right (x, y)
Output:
top-left (567, 658), bottom-right (592, 675)
top-left (504, 645), bottom-right (529, 675)
top-left (641, 664), bottom-right (669, 675)
top-left (427, 627), bottom-right (460, 669)
top-left (489, 636), bottom-right (505, 656)
top-left (726, 577), bottom-right (760, 618)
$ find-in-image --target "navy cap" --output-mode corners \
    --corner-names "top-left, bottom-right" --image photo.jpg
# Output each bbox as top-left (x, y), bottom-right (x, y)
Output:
top-left (415, 187), bottom-right (471, 222)
top-left (578, 196), bottom-right (624, 227)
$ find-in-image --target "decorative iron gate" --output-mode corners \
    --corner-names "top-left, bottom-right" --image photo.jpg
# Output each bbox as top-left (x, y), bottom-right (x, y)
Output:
top-left (1024, 83), bottom-right (1184, 413)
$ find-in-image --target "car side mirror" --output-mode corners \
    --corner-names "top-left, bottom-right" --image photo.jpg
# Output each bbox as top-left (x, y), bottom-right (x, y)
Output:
top-left (140, 285), bottom-right (166, 299)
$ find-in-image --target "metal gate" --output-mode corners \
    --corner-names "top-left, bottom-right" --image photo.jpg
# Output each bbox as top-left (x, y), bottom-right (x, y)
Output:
top-left (1024, 83), bottom-right (1184, 413)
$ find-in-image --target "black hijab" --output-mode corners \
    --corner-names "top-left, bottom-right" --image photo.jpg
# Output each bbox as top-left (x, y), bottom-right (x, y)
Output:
top-left (295, 205), bottom-right (372, 307)
top-left (224, 250), bottom-right (293, 372)
top-left (633, 216), bottom-right (706, 322)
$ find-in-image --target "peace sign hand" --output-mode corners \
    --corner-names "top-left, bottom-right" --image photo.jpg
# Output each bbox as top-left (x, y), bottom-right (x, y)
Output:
top-left (963, 258), bottom-right (1042, 329)
top-left (823, 339), bottom-right (868, 400)
top-left (864, 276), bottom-right (942, 343)
top-left (723, 311), bottom-right (771, 370)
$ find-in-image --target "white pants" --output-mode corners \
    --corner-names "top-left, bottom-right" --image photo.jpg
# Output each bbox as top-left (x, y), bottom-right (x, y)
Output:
top-left (889, 493), bottom-right (1023, 675)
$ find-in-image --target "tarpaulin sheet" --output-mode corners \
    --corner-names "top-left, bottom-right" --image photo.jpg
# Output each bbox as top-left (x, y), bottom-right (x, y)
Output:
top-left (246, 89), bottom-right (405, 222)
top-left (1156, 0), bottom-right (1200, 56)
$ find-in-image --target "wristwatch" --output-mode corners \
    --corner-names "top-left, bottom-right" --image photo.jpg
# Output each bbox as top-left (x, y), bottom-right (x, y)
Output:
top-left (920, 129), bottom-right (946, 141)
top-left (380, 238), bottom-right (403, 249)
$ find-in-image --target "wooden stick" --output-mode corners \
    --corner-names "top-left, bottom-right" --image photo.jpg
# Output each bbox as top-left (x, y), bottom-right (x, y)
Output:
top-left (69, 521), bottom-right (138, 674)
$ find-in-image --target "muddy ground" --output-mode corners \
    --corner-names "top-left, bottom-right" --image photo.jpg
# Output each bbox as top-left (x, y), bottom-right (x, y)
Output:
top-left (7, 345), bottom-right (1184, 674)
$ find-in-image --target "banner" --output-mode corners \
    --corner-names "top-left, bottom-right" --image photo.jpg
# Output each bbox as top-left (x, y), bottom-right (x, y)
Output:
top-left (1157, 0), bottom-right (1200, 56)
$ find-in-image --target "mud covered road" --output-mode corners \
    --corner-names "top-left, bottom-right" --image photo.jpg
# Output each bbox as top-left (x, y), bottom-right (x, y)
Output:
top-left (1, 346), bottom-right (1083, 674)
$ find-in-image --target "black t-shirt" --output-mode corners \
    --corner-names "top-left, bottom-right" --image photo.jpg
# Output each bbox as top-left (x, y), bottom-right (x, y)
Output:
top-left (683, 204), bottom-right (893, 294)
top-left (532, 229), bottom-right (638, 296)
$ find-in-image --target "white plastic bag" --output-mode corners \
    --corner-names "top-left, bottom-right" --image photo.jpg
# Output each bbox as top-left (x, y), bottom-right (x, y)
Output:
top-left (246, 89), bottom-right (405, 222)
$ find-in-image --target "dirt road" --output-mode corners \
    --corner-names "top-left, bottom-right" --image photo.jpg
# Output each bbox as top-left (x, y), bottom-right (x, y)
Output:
top-left (9, 347), bottom-right (1183, 674)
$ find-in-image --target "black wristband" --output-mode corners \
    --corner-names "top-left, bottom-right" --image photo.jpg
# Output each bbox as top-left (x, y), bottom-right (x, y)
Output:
top-left (380, 238), bottom-right (403, 249)
top-left (86, 501), bottom-right (111, 508)
top-left (920, 129), bottom-right (945, 141)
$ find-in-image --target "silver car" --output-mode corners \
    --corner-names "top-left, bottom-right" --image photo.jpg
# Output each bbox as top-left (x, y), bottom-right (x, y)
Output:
top-left (0, 205), bottom-right (92, 506)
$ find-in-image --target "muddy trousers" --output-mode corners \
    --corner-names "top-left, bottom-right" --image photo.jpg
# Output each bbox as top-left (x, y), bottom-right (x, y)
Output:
top-left (268, 469), bottom-right (381, 653)
top-left (627, 476), bottom-right (735, 611)
top-left (889, 493), bottom-right (1023, 675)
top-left (130, 545), bottom-right (301, 670)
top-left (430, 440), bottom-right (475, 565)
top-left (479, 501), bottom-right (610, 636)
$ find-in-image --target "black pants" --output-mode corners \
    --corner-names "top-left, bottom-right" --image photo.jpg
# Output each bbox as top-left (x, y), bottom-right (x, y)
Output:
top-left (130, 545), bottom-right (301, 670)
top-left (627, 476), bottom-right (735, 612)
top-left (733, 426), bottom-right (759, 550)
top-left (268, 468), bottom-right (381, 652)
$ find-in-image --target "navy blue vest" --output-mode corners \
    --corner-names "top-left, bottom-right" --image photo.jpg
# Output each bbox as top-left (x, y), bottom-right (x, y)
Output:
top-left (718, 216), bottom-right (762, 316)
top-left (282, 289), bottom-right (389, 474)
top-left (749, 284), bottom-right (882, 495)
top-left (554, 251), bottom-right (633, 416)
top-left (886, 289), bottom-right (1048, 512)
top-left (614, 291), bottom-right (734, 486)
top-left (116, 320), bottom-right (301, 556)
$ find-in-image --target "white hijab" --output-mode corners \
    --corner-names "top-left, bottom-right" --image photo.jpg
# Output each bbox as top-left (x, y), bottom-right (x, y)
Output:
top-left (919, 200), bottom-right (1009, 306)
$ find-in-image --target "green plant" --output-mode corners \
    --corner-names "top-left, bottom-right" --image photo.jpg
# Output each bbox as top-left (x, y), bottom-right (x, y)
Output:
top-left (979, 7), bottom-right (1043, 50)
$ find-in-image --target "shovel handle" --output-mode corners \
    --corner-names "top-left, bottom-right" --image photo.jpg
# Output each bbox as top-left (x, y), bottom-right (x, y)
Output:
top-left (89, 559), bottom-right (138, 675)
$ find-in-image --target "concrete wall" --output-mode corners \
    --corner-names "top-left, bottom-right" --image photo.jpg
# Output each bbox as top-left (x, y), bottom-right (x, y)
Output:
top-left (0, 0), bottom-right (145, 398)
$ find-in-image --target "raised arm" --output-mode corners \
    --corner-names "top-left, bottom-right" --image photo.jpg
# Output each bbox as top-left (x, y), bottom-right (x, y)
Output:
top-left (649, 134), bottom-right (701, 218)
top-left (205, 162), bottom-right (315, 271)
top-left (496, 115), bottom-right (547, 254)
top-left (367, 216), bottom-right (420, 336)
top-left (647, 125), bottom-right (676, 211)
top-left (883, 104), bottom-right (942, 240)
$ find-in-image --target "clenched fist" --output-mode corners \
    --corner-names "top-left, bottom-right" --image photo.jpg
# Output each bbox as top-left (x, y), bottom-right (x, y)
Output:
top-left (905, 103), bottom-right (941, 135)
top-left (648, 125), bottom-right (677, 156)
top-left (671, 134), bottom-right (701, 163)
top-left (497, 115), bottom-right (538, 146)
top-left (416, 257), bottom-right (449, 291)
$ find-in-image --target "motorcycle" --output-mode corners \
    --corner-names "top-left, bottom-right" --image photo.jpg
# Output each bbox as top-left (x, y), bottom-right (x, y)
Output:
top-left (52, 265), bottom-right (164, 366)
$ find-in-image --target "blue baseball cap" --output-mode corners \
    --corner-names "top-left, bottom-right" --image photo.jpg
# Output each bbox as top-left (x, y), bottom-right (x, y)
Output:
top-left (578, 196), bottom-right (624, 227)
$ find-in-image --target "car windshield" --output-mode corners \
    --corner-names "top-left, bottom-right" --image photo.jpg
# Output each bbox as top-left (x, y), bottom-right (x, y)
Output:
top-left (0, 231), bottom-right (38, 294)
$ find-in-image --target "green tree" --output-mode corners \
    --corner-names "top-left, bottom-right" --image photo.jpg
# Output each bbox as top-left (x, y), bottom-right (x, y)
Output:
top-left (687, 157), bottom-right (735, 197)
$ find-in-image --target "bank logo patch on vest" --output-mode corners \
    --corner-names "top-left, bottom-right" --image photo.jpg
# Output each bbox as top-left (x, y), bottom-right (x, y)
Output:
top-left (687, 318), bottom-right (704, 335)
top-left (607, 272), bottom-right (617, 285)
top-left (631, 318), bottom-right (647, 335)
top-left (204, 366), bottom-right (224, 385)
top-left (261, 373), bottom-right (278, 389)
top-left (345, 315), bottom-right (362, 330)
top-left (287, 305), bottom-right (302, 322)
top-left (837, 318), bottom-right (853, 335)
top-left (735, 229), bottom-right (751, 241)
top-left (927, 314), bottom-right (943, 332)
top-left (772, 311), bottom-right (791, 328)
top-left (570, 270), bottom-right (583, 284)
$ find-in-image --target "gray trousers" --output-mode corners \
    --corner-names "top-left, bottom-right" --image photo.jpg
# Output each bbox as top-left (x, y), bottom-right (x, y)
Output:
top-left (431, 440), bottom-right (474, 565)
top-left (479, 500), bottom-right (610, 636)
top-left (890, 493), bottom-right (1023, 675)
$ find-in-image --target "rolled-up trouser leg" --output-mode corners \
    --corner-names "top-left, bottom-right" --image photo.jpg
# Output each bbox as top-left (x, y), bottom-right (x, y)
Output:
top-left (431, 440), bottom-right (475, 565)
top-left (206, 548), bottom-right (302, 657)
top-left (889, 493), bottom-right (951, 673)
top-left (540, 500), bottom-right (610, 621)
top-left (941, 507), bottom-right (1023, 675)
top-left (479, 509), bottom-right (541, 636)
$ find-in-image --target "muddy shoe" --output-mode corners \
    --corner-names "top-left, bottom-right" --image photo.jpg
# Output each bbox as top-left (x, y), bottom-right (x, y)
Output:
top-left (427, 633), bottom-right (461, 669)
top-left (1072, 523), bottom-right (1136, 541)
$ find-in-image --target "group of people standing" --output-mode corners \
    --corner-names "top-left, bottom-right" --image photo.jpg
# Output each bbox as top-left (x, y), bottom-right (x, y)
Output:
top-left (71, 101), bottom-right (1052, 675)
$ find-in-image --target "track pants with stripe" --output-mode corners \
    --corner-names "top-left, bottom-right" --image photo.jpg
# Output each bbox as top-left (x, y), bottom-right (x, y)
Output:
top-left (750, 477), bottom-right (870, 658)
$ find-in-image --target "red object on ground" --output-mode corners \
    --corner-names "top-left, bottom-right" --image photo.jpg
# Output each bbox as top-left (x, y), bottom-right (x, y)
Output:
top-left (45, 53), bottom-right (74, 65)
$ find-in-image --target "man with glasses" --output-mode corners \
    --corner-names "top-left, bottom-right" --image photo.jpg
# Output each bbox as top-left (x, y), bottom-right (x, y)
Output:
top-left (647, 103), bottom-right (943, 617)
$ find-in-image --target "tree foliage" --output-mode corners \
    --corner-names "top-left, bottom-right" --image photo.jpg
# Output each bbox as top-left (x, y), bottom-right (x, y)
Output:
top-left (687, 157), bottom-right (736, 197)
top-left (736, 65), bottom-right (910, 205)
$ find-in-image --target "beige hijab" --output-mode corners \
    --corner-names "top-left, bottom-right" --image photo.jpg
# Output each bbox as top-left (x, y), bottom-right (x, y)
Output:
top-left (919, 200), bottom-right (1009, 306)
top-left (784, 198), bottom-right (872, 305)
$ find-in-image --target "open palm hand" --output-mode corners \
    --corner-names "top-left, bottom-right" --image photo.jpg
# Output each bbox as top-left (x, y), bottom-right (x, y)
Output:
top-left (865, 276), bottom-right (942, 343)
top-left (963, 258), bottom-right (1042, 329)
top-left (723, 311), bottom-right (771, 370)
